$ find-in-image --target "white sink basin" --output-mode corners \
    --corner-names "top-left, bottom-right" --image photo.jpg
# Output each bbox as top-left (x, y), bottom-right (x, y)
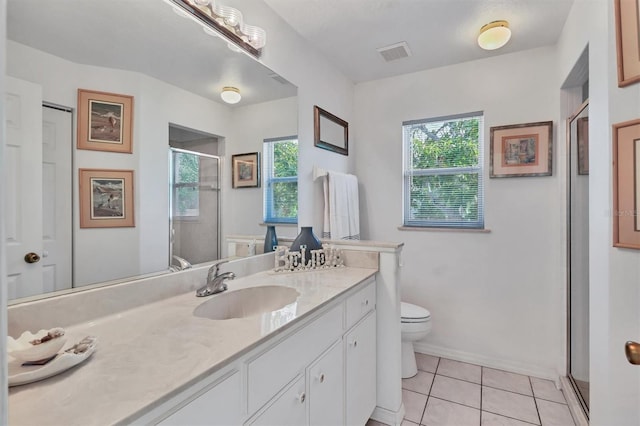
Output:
top-left (193, 285), bottom-right (300, 320)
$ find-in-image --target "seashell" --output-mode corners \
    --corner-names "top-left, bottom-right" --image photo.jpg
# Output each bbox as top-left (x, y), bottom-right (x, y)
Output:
top-left (8, 328), bottom-right (67, 362)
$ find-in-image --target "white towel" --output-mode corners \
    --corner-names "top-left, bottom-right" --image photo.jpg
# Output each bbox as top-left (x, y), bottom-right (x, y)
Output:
top-left (322, 171), bottom-right (360, 240)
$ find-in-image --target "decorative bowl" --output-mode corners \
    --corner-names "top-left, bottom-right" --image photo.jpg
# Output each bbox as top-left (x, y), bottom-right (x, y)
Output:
top-left (7, 328), bottom-right (67, 363)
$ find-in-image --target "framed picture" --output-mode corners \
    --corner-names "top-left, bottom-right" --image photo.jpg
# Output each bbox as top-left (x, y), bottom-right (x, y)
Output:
top-left (577, 116), bottom-right (589, 175)
top-left (77, 89), bottom-right (134, 153)
top-left (314, 105), bottom-right (349, 156)
top-left (79, 169), bottom-right (135, 228)
top-left (490, 121), bottom-right (553, 178)
top-left (612, 118), bottom-right (640, 249)
top-left (615, 0), bottom-right (640, 87)
top-left (232, 152), bottom-right (260, 188)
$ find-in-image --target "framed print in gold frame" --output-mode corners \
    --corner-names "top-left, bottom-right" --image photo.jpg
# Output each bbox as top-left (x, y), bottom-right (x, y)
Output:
top-left (77, 89), bottom-right (134, 153)
top-left (232, 152), bottom-right (260, 188)
top-left (615, 0), bottom-right (640, 87)
top-left (612, 118), bottom-right (640, 249)
top-left (79, 169), bottom-right (135, 228)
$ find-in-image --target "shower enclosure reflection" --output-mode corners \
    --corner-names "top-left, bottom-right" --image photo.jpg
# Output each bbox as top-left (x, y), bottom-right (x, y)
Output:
top-left (568, 100), bottom-right (589, 414)
top-left (169, 125), bottom-right (221, 269)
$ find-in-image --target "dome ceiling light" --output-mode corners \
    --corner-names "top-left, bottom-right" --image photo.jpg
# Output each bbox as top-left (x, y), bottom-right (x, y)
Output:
top-left (477, 20), bottom-right (512, 51)
top-left (221, 86), bottom-right (241, 104)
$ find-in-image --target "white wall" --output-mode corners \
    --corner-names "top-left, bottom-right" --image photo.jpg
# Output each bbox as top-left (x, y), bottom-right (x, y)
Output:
top-left (240, 0), bottom-right (356, 232)
top-left (562, 0), bottom-right (640, 423)
top-left (224, 95), bottom-right (299, 250)
top-left (0, 0), bottom-right (8, 421)
top-left (354, 46), bottom-right (565, 378)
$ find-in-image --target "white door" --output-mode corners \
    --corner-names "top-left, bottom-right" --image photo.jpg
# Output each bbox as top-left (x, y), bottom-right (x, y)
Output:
top-left (4, 77), bottom-right (72, 299)
top-left (42, 105), bottom-right (73, 293)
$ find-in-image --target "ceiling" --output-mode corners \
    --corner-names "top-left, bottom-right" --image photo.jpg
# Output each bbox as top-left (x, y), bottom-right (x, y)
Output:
top-left (6, 0), bottom-right (296, 106)
top-left (264, 0), bottom-right (575, 83)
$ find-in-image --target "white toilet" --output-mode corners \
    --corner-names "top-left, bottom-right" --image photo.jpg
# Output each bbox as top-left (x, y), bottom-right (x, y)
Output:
top-left (401, 302), bottom-right (432, 378)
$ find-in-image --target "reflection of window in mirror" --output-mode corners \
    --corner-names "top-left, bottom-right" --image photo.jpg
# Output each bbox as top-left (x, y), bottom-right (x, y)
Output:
top-left (263, 137), bottom-right (299, 223)
top-left (173, 151), bottom-right (201, 218)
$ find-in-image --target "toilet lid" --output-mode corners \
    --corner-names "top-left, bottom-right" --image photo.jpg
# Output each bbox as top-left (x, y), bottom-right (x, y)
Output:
top-left (401, 302), bottom-right (431, 322)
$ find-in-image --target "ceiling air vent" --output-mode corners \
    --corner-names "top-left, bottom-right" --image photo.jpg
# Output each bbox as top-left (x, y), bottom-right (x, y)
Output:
top-left (376, 41), bottom-right (412, 62)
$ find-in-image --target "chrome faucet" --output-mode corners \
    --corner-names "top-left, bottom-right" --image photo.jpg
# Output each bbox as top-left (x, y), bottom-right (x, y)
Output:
top-left (170, 255), bottom-right (192, 272)
top-left (196, 261), bottom-right (235, 297)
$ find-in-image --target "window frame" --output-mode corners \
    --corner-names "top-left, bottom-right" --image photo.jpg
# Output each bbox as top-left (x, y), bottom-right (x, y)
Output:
top-left (263, 136), bottom-right (298, 224)
top-left (402, 111), bottom-right (485, 229)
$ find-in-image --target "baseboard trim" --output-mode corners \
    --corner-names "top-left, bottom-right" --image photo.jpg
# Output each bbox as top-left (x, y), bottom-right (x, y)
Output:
top-left (371, 403), bottom-right (405, 426)
top-left (559, 376), bottom-right (589, 426)
top-left (413, 342), bottom-right (557, 380)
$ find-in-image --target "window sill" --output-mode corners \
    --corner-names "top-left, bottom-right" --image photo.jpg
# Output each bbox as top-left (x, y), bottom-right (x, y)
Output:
top-left (398, 226), bottom-right (491, 233)
top-left (260, 222), bottom-right (298, 227)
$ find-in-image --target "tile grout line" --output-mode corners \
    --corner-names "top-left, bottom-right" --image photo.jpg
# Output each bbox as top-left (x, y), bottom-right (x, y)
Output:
top-left (480, 365), bottom-right (483, 425)
top-left (419, 356), bottom-right (441, 425)
top-left (529, 375), bottom-right (543, 426)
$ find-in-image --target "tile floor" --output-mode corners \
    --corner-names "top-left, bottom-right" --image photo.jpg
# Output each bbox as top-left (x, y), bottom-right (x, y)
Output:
top-left (367, 354), bottom-right (576, 426)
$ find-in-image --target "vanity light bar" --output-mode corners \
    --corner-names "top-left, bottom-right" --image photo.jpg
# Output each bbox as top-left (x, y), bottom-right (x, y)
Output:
top-left (165, 0), bottom-right (266, 58)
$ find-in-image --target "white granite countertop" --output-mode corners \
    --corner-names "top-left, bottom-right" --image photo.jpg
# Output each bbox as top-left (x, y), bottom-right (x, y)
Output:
top-left (8, 267), bottom-right (377, 426)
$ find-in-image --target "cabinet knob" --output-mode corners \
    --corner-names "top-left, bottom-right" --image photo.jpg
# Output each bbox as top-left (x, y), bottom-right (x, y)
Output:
top-left (363, 299), bottom-right (369, 306)
top-left (318, 373), bottom-right (325, 383)
top-left (350, 339), bottom-right (358, 348)
top-left (298, 392), bottom-right (306, 404)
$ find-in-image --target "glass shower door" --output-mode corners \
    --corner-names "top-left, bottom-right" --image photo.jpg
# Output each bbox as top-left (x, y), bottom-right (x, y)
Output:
top-left (567, 101), bottom-right (589, 415)
top-left (169, 148), bottom-right (220, 267)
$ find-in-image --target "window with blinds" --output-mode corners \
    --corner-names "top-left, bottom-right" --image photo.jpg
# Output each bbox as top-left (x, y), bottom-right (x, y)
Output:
top-left (264, 136), bottom-right (298, 223)
top-left (403, 112), bottom-right (484, 229)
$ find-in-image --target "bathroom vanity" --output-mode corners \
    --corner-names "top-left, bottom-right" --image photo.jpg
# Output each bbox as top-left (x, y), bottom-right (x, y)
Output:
top-left (7, 243), bottom-right (405, 425)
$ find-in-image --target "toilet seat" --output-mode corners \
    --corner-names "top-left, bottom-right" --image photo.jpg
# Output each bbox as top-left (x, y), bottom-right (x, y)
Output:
top-left (401, 302), bottom-right (431, 323)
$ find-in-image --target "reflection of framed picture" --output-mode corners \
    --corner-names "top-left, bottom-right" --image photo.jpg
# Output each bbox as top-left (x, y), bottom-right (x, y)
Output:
top-left (615, 0), bottom-right (640, 87)
top-left (79, 169), bottom-right (134, 228)
top-left (577, 116), bottom-right (589, 175)
top-left (613, 118), bottom-right (640, 249)
top-left (490, 121), bottom-right (553, 178)
top-left (77, 89), bottom-right (134, 153)
top-left (232, 152), bottom-right (260, 188)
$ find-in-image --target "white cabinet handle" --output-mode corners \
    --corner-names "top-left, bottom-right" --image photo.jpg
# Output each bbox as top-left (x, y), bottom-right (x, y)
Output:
top-left (349, 339), bottom-right (358, 348)
top-left (318, 373), bottom-right (325, 383)
top-left (298, 392), bottom-right (306, 403)
top-left (362, 299), bottom-right (369, 307)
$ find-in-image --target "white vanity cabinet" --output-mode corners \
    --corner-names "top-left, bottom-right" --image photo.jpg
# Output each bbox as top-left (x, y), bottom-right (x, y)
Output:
top-left (248, 375), bottom-right (307, 426)
top-left (158, 370), bottom-right (242, 426)
top-left (345, 311), bottom-right (377, 426)
top-left (150, 277), bottom-right (376, 426)
top-left (308, 340), bottom-right (345, 426)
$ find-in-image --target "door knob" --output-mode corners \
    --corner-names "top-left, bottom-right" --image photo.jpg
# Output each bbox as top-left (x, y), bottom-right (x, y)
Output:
top-left (24, 252), bottom-right (41, 264)
top-left (625, 341), bottom-right (640, 365)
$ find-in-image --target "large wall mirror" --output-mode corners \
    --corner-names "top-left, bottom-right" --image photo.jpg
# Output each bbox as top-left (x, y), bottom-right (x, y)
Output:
top-left (6, 0), bottom-right (297, 302)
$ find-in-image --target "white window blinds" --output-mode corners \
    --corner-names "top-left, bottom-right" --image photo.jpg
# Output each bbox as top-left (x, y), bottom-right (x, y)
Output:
top-left (263, 136), bottom-right (298, 223)
top-left (403, 112), bottom-right (484, 229)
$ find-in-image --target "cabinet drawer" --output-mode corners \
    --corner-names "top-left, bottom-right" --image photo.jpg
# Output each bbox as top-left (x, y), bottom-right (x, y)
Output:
top-left (346, 279), bottom-right (376, 329)
top-left (247, 303), bottom-right (343, 414)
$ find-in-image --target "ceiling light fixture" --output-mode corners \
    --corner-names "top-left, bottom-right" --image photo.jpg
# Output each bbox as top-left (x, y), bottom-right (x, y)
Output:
top-left (166, 0), bottom-right (266, 58)
top-left (477, 20), bottom-right (511, 50)
top-left (221, 87), bottom-right (241, 104)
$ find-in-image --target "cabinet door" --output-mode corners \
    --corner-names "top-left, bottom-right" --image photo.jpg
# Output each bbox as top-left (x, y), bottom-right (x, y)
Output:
top-left (308, 340), bottom-right (344, 426)
top-left (249, 376), bottom-right (306, 426)
top-left (159, 371), bottom-right (241, 426)
top-left (345, 311), bottom-right (377, 426)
